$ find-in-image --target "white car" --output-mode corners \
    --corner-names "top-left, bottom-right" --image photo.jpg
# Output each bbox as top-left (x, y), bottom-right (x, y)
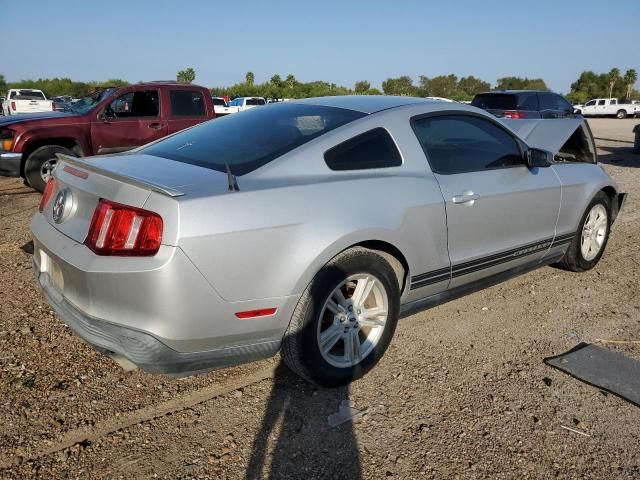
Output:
top-left (3, 89), bottom-right (54, 115)
top-left (211, 97), bottom-right (234, 116)
top-left (575, 98), bottom-right (639, 119)
top-left (227, 96), bottom-right (267, 113)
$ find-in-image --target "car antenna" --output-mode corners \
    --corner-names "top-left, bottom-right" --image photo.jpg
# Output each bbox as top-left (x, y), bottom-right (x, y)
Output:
top-left (225, 161), bottom-right (239, 192)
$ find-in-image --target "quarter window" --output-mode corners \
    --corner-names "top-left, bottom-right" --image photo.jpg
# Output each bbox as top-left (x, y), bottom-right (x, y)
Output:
top-left (324, 128), bottom-right (402, 171)
top-left (169, 90), bottom-right (205, 117)
top-left (412, 115), bottom-right (523, 174)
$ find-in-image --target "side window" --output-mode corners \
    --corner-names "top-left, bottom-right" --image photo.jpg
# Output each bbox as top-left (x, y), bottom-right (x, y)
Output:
top-left (539, 93), bottom-right (555, 111)
top-left (324, 128), bottom-right (402, 171)
top-left (597, 100), bottom-right (606, 106)
top-left (412, 115), bottom-right (523, 174)
top-left (517, 93), bottom-right (538, 110)
top-left (554, 95), bottom-right (573, 112)
top-left (610, 99), bottom-right (617, 105)
top-left (107, 90), bottom-right (159, 118)
top-left (169, 90), bottom-right (206, 117)
top-left (585, 100), bottom-right (596, 106)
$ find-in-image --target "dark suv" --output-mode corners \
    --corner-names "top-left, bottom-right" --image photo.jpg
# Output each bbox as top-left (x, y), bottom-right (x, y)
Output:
top-left (471, 90), bottom-right (577, 119)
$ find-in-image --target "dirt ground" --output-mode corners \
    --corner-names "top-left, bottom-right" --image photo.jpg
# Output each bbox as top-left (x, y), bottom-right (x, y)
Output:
top-left (0, 120), bottom-right (639, 479)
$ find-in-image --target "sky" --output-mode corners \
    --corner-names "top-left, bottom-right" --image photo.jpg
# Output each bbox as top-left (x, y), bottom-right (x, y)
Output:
top-left (1, 0), bottom-right (638, 93)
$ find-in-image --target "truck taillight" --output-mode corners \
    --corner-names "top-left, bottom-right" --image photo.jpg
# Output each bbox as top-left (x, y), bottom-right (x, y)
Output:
top-left (51, 102), bottom-right (55, 111)
top-left (86, 200), bottom-right (163, 256)
top-left (39, 178), bottom-right (56, 212)
top-left (503, 110), bottom-right (525, 119)
top-left (11, 101), bottom-right (16, 111)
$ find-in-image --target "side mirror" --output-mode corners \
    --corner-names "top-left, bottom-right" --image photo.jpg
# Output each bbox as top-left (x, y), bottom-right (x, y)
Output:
top-left (526, 148), bottom-right (553, 168)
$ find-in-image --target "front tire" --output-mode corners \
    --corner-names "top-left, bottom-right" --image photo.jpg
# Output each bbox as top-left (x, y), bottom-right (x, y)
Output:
top-left (24, 145), bottom-right (77, 193)
top-left (555, 192), bottom-right (611, 272)
top-left (281, 247), bottom-right (400, 387)
top-left (616, 109), bottom-right (627, 119)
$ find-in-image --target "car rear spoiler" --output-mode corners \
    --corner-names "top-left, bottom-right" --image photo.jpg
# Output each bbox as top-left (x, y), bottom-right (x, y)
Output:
top-left (55, 154), bottom-right (185, 197)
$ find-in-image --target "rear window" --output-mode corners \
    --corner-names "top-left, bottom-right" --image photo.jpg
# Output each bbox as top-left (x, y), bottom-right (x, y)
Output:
top-left (246, 98), bottom-right (266, 106)
top-left (472, 93), bottom-right (538, 111)
top-left (212, 98), bottom-right (227, 106)
top-left (170, 90), bottom-right (206, 117)
top-left (142, 104), bottom-right (365, 175)
top-left (11, 90), bottom-right (46, 100)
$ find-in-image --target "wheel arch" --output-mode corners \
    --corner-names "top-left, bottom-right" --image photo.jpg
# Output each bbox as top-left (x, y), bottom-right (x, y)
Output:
top-left (293, 232), bottom-right (413, 301)
top-left (600, 185), bottom-right (624, 223)
top-left (20, 137), bottom-right (85, 176)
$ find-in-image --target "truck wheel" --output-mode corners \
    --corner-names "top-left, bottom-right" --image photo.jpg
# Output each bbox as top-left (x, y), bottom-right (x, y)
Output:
top-left (554, 192), bottom-right (611, 272)
top-left (25, 145), bottom-right (77, 193)
top-left (616, 109), bottom-right (627, 119)
top-left (281, 247), bottom-right (400, 387)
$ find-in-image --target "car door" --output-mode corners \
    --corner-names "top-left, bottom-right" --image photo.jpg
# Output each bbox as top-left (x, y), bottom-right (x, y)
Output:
top-left (596, 99), bottom-right (607, 115)
top-left (166, 88), bottom-right (209, 134)
top-left (582, 100), bottom-right (596, 115)
top-left (412, 114), bottom-right (561, 288)
top-left (91, 88), bottom-right (166, 154)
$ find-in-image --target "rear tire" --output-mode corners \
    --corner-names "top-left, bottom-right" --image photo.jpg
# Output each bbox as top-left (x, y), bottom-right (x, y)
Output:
top-left (555, 192), bottom-right (611, 272)
top-left (24, 145), bottom-right (77, 193)
top-left (281, 247), bottom-right (400, 387)
top-left (616, 109), bottom-right (627, 119)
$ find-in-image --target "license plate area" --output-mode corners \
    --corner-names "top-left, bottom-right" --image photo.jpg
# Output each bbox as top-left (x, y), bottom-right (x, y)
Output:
top-left (39, 248), bottom-right (64, 294)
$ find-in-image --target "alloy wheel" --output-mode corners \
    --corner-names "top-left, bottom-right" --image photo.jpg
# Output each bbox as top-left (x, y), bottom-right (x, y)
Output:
top-left (317, 274), bottom-right (389, 368)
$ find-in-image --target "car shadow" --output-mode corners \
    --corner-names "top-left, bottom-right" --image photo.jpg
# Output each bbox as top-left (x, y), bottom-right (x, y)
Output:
top-left (245, 361), bottom-right (362, 480)
top-left (598, 143), bottom-right (640, 168)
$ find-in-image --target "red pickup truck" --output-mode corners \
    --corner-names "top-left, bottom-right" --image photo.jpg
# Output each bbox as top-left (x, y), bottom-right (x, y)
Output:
top-left (0, 82), bottom-right (215, 192)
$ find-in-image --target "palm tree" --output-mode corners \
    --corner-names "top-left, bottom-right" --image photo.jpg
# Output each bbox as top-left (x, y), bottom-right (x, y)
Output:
top-left (623, 69), bottom-right (638, 99)
top-left (245, 71), bottom-right (255, 86)
top-left (607, 68), bottom-right (620, 98)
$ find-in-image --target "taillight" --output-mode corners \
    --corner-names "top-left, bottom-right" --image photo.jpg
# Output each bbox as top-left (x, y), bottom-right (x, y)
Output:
top-left (51, 102), bottom-right (55, 111)
top-left (11, 101), bottom-right (16, 111)
top-left (86, 199), bottom-right (163, 256)
top-left (39, 178), bottom-right (56, 212)
top-left (503, 110), bottom-right (525, 119)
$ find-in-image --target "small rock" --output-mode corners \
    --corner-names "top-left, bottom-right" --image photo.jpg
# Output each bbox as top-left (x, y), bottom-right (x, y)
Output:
top-left (231, 390), bottom-right (243, 399)
top-left (542, 377), bottom-right (552, 386)
top-left (481, 307), bottom-right (489, 311)
top-left (20, 327), bottom-right (32, 335)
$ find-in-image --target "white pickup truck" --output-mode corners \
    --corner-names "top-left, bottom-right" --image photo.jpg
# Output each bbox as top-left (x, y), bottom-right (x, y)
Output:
top-left (574, 98), bottom-right (639, 119)
top-left (211, 97), bottom-right (235, 116)
top-left (3, 89), bottom-right (55, 115)
top-left (227, 96), bottom-right (267, 113)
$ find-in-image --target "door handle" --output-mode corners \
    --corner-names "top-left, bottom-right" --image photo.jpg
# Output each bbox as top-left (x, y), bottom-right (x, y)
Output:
top-left (452, 191), bottom-right (480, 205)
top-left (148, 123), bottom-right (163, 130)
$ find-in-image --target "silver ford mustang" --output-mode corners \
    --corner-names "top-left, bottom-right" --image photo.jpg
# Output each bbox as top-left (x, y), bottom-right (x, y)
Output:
top-left (31, 96), bottom-right (626, 386)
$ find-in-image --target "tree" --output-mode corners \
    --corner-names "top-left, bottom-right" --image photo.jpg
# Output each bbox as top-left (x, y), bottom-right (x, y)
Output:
top-left (623, 69), bottom-right (638, 99)
top-left (354, 80), bottom-right (371, 94)
top-left (245, 71), bottom-right (255, 86)
top-left (607, 68), bottom-right (620, 98)
top-left (0, 74), bottom-right (6, 94)
top-left (270, 74), bottom-right (282, 87)
top-left (284, 74), bottom-right (297, 90)
top-left (495, 77), bottom-right (548, 91)
top-left (425, 74), bottom-right (459, 98)
top-left (382, 76), bottom-right (417, 96)
top-left (458, 76), bottom-right (491, 96)
top-left (177, 67), bottom-right (196, 84)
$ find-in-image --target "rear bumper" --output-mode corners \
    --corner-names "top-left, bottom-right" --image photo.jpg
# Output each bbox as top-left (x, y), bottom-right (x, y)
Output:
top-left (0, 152), bottom-right (22, 177)
top-left (36, 274), bottom-right (279, 375)
top-left (30, 213), bottom-right (292, 375)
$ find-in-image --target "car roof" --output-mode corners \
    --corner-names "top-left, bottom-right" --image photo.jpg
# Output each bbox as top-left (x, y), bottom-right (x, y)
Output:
top-left (289, 95), bottom-right (434, 114)
top-left (476, 90), bottom-right (551, 95)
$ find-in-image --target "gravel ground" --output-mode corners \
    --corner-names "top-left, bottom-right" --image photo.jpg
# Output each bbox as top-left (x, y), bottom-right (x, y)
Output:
top-left (0, 122), bottom-right (639, 479)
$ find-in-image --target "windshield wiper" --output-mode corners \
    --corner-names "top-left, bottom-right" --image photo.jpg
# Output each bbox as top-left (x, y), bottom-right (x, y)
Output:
top-left (225, 161), bottom-right (239, 192)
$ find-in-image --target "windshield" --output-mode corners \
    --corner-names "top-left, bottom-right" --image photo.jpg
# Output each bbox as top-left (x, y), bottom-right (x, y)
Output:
top-left (71, 88), bottom-right (116, 113)
top-left (142, 103), bottom-right (366, 175)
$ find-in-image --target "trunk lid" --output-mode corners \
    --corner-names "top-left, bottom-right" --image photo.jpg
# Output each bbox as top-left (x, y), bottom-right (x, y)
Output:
top-left (44, 154), bottom-right (232, 244)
